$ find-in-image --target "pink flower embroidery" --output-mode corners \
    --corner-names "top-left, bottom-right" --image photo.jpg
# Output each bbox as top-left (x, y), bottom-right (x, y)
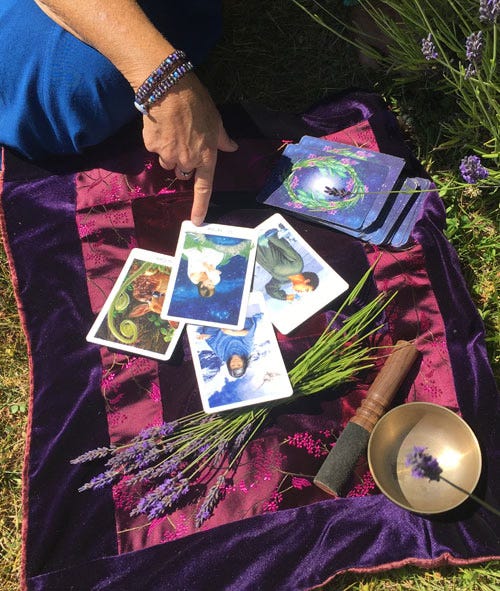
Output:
top-left (129, 185), bottom-right (145, 198)
top-left (285, 432), bottom-right (328, 458)
top-left (291, 477), bottom-right (312, 490)
top-left (101, 370), bottom-right (117, 392)
top-left (77, 220), bottom-right (97, 239)
top-left (148, 382), bottom-right (162, 403)
top-left (262, 488), bottom-right (283, 512)
top-left (112, 476), bottom-right (137, 512)
top-left (347, 471), bottom-right (377, 497)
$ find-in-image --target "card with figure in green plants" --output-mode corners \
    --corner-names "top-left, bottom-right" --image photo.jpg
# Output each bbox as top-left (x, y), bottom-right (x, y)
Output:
top-left (87, 248), bottom-right (184, 360)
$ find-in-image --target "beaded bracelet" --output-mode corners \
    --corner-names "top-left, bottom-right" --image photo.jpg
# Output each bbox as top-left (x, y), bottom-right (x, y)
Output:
top-left (134, 49), bottom-right (187, 103)
top-left (134, 50), bottom-right (194, 115)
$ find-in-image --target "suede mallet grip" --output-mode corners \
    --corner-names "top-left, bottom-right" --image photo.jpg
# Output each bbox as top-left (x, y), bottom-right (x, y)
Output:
top-left (313, 340), bottom-right (419, 497)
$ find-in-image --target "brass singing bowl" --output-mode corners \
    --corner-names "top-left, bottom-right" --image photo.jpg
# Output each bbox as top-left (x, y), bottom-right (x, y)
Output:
top-left (367, 402), bottom-right (482, 514)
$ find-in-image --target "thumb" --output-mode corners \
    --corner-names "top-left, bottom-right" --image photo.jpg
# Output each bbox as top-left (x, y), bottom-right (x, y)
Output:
top-left (217, 124), bottom-right (239, 153)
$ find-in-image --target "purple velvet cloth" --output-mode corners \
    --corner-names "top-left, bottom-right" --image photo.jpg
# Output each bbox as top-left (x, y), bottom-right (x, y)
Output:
top-left (1, 91), bottom-right (498, 591)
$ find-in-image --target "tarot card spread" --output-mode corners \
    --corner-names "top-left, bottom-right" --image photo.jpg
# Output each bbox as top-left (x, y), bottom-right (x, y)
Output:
top-left (161, 221), bottom-right (257, 330)
top-left (258, 137), bottom-right (432, 247)
top-left (86, 248), bottom-right (184, 361)
top-left (253, 214), bottom-right (349, 335)
top-left (187, 292), bottom-right (293, 413)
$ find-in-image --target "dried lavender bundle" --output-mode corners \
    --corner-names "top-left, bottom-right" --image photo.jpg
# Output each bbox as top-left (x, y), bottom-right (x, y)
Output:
top-left (73, 264), bottom-right (393, 525)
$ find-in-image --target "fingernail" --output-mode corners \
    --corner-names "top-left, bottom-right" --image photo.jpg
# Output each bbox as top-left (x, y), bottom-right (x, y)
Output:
top-left (191, 215), bottom-right (204, 226)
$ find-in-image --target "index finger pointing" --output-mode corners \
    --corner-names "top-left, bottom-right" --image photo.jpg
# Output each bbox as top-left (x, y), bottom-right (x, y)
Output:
top-left (190, 157), bottom-right (217, 226)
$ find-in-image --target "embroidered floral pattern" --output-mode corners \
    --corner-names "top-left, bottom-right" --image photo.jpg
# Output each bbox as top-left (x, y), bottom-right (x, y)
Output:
top-left (284, 431), bottom-right (332, 458)
top-left (147, 382), bottom-right (161, 403)
top-left (347, 471), bottom-right (377, 497)
top-left (291, 476), bottom-right (312, 490)
top-left (262, 488), bottom-right (284, 512)
top-left (113, 476), bottom-right (141, 513)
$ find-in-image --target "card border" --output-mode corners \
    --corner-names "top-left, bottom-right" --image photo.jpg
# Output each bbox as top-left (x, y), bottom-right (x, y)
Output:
top-left (186, 291), bottom-right (293, 413)
top-left (253, 213), bottom-right (349, 334)
top-left (86, 248), bottom-right (185, 361)
top-left (161, 220), bottom-right (257, 330)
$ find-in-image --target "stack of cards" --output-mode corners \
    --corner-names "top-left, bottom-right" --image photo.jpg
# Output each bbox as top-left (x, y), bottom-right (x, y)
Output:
top-left (87, 215), bottom-right (350, 414)
top-left (257, 136), bottom-right (432, 248)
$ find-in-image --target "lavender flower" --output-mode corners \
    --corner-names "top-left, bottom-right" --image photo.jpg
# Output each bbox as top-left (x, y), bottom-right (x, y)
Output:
top-left (405, 446), bottom-right (443, 481)
top-left (466, 31), bottom-right (484, 62)
top-left (195, 475), bottom-right (227, 528)
top-left (465, 31), bottom-right (484, 77)
top-left (405, 445), bottom-right (500, 516)
top-left (228, 422), bottom-right (256, 461)
top-left (125, 455), bottom-right (182, 485)
top-left (421, 33), bottom-right (438, 60)
top-left (212, 440), bottom-right (230, 465)
top-left (459, 155), bottom-right (489, 184)
top-left (465, 63), bottom-right (479, 78)
top-left (78, 469), bottom-right (121, 491)
top-left (105, 440), bottom-right (158, 473)
top-left (134, 421), bottom-right (179, 441)
top-left (131, 476), bottom-right (190, 520)
top-left (70, 446), bottom-right (114, 464)
top-left (480, 0), bottom-right (500, 23)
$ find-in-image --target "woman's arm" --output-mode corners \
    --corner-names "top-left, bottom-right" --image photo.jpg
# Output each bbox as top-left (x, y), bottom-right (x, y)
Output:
top-left (34, 0), bottom-right (238, 225)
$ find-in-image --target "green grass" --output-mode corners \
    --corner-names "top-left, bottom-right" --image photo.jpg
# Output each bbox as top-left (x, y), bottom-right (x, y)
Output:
top-left (0, 0), bottom-right (498, 588)
top-left (0, 242), bottom-right (29, 591)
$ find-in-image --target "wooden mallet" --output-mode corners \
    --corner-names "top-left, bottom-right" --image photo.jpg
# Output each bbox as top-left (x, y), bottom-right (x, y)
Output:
top-left (314, 340), bottom-right (419, 497)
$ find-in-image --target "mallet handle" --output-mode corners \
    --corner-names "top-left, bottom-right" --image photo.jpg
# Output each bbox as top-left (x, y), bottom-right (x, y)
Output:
top-left (351, 340), bottom-right (419, 432)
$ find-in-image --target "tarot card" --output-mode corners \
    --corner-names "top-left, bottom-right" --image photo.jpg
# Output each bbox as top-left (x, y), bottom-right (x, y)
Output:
top-left (298, 136), bottom-right (405, 228)
top-left (256, 143), bottom-right (364, 235)
top-left (361, 177), bottom-right (417, 245)
top-left (187, 291), bottom-right (293, 413)
top-left (259, 138), bottom-right (405, 232)
top-left (389, 178), bottom-right (433, 247)
top-left (86, 248), bottom-right (184, 361)
top-left (253, 213), bottom-right (349, 334)
top-left (161, 221), bottom-right (257, 329)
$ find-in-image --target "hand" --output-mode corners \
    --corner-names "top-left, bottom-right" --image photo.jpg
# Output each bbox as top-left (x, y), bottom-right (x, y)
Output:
top-left (221, 329), bottom-right (249, 336)
top-left (33, 2), bottom-right (236, 225)
top-left (142, 74), bottom-right (238, 225)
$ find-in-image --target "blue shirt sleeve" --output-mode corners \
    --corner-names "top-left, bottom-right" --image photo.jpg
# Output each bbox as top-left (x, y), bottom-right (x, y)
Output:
top-left (0, 0), bottom-right (222, 160)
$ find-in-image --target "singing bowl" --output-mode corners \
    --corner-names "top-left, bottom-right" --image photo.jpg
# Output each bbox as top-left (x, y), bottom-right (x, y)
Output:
top-left (367, 402), bottom-right (482, 514)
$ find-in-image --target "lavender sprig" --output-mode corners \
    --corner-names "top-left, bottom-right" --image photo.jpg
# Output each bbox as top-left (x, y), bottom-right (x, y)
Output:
top-left (405, 446), bottom-right (500, 517)
top-left (228, 421), bottom-right (257, 461)
top-left (459, 155), bottom-right (489, 184)
top-left (405, 446), bottom-right (442, 481)
top-left (421, 33), bottom-right (438, 61)
top-left (465, 31), bottom-right (484, 63)
top-left (194, 475), bottom-right (227, 528)
top-left (78, 469), bottom-right (121, 492)
top-left (130, 476), bottom-right (191, 520)
top-left (71, 446), bottom-right (115, 464)
top-left (480, 0), bottom-right (500, 23)
top-left (464, 31), bottom-right (484, 78)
